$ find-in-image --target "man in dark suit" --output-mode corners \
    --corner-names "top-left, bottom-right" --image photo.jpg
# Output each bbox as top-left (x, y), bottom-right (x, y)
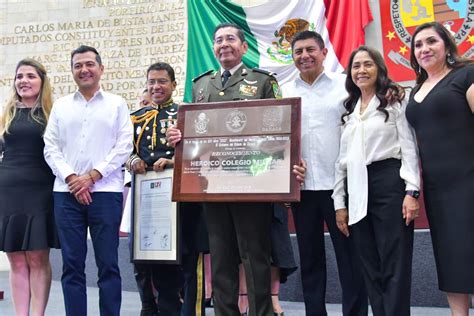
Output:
top-left (168, 23), bottom-right (304, 316)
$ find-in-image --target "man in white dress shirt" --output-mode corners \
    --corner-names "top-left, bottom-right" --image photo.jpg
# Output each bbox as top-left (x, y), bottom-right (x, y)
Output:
top-left (281, 31), bottom-right (367, 316)
top-left (44, 45), bottom-right (133, 316)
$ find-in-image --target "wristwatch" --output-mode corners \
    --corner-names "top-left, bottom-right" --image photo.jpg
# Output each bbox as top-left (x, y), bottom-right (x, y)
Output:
top-left (406, 190), bottom-right (420, 199)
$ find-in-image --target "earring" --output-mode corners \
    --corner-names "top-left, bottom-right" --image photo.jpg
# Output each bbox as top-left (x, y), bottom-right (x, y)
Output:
top-left (447, 53), bottom-right (455, 66)
top-left (418, 65), bottom-right (422, 73)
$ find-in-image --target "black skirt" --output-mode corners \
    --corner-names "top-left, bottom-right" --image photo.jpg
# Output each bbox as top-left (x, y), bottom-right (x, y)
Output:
top-left (271, 203), bottom-right (297, 283)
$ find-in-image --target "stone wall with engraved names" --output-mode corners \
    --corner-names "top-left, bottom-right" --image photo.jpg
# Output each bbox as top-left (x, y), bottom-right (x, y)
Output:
top-left (0, 0), bottom-right (187, 110)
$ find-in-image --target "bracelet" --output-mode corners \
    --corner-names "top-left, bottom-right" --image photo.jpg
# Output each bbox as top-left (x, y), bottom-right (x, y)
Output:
top-left (89, 172), bottom-right (95, 184)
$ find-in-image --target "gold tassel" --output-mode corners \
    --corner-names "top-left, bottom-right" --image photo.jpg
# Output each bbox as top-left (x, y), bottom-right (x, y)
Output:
top-left (196, 252), bottom-right (203, 316)
top-left (131, 110), bottom-right (158, 155)
top-left (152, 115), bottom-right (158, 150)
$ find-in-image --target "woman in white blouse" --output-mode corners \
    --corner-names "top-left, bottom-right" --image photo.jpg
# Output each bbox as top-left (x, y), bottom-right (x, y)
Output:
top-left (332, 46), bottom-right (420, 315)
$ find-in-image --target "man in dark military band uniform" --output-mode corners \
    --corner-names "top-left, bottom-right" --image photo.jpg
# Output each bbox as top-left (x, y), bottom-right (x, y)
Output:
top-left (126, 62), bottom-right (181, 316)
top-left (127, 62), bottom-right (209, 316)
top-left (168, 23), bottom-right (304, 316)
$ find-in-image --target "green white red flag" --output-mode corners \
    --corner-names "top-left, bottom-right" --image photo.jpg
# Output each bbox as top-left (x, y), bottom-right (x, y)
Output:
top-left (184, 0), bottom-right (373, 101)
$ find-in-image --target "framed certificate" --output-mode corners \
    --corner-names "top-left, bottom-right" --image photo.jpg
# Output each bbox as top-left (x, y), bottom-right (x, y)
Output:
top-left (173, 97), bottom-right (301, 202)
top-left (131, 168), bottom-right (180, 263)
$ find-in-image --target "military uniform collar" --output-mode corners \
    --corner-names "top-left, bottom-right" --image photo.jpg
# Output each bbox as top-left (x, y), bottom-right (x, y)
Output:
top-left (220, 62), bottom-right (244, 76)
top-left (151, 98), bottom-right (174, 110)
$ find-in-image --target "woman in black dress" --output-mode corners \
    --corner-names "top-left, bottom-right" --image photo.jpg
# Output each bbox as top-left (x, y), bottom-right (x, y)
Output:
top-left (0, 59), bottom-right (58, 315)
top-left (406, 22), bottom-right (474, 315)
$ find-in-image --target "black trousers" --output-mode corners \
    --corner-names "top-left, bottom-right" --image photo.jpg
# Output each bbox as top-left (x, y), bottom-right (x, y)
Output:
top-left (351, 159), bottom-right (414, 316)
top-left (292, 190), bottom-right (368, 316)
top-left (133, 264), bottom-right (158, 316)
top-left (204, 202), bottom-right (273, 316)
top-left (134, 263), bottom-right (183, 316)
top-left (179, 202), bottom-right (209, 316)
top-left (181, 253), bottom-right (206, 316)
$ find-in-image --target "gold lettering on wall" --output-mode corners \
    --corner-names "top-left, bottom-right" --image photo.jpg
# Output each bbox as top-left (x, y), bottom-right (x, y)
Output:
top-left (0, 0), bottom-right (187, 110)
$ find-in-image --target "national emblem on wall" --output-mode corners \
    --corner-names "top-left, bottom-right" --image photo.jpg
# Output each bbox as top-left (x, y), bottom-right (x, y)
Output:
top-left (380, 0), bottom-right (474, 82)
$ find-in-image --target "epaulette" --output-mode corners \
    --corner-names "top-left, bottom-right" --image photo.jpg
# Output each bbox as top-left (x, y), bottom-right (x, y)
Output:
top-left (192, 70), bottom-right (213, 82)
top-left (252, 67), bottom-right (277, 77)
top-left (130, 106), bottom-right (154, 117)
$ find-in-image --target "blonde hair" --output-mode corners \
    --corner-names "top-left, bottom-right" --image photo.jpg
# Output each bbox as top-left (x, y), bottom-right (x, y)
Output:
top-left (0, 58), bottom-right (53, 135)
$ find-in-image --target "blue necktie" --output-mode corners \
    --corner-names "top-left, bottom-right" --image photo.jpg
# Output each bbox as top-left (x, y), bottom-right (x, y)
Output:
top-left (222, 70), bottom-right (231, 87)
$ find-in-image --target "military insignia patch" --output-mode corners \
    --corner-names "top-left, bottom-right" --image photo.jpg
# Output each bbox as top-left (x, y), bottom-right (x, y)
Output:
top-left (239, 84), bottom-right (258, 97)
top-left (271, 80), bottom-right (282, 99)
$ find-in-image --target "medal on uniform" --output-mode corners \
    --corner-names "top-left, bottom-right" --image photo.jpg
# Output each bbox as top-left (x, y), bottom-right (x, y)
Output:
top-left (239, 84), bottom-right (258, 96)
top-left (159, 120), bottom-right (167, 134)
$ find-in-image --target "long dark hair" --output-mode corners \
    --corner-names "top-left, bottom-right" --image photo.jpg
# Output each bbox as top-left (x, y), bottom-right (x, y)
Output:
top-left (410, 22), bottom-right (472, 84)
top-left (342, 46), bottom-right (404, 124)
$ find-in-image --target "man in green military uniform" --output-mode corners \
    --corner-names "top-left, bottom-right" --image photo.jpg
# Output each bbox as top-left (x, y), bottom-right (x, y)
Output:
top-left (191, 59), bottom-right (280, 103)
top-left (168, 23), bottom-right (304, 316)
top-left (194, 23), bottom-right (277, 316)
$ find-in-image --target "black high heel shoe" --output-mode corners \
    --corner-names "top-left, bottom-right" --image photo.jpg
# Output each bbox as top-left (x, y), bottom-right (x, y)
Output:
top-left (205, 293), bottom-right (214, 308)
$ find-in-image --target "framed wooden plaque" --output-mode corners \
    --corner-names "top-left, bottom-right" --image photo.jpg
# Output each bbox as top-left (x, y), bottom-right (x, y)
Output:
top-left (172, 97), bottom-right (301, 202)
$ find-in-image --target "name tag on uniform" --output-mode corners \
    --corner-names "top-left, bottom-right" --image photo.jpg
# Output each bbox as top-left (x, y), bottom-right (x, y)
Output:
top-left (239, 84), bottom-right (258, 97)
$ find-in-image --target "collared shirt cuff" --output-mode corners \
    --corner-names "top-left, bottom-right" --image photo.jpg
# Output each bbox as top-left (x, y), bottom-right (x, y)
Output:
top-left (94, 164), bottom-right (109, 179)
top-left (59, 166), bottom-right (76, 183)
top-left (405, 183), bottom-right (419, 191)
top-left (333, 197), bottom-right (346, 211)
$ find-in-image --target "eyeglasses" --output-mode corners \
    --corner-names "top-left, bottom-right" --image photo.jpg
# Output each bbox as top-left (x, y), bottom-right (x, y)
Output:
top-left (214, 35), bottom-right (239, 45)
top-left (147, 79), bottom-right (170, 86)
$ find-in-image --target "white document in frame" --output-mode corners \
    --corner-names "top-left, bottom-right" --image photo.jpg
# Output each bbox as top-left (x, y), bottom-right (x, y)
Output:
top-left (139, 175), bottom-right (173, 251)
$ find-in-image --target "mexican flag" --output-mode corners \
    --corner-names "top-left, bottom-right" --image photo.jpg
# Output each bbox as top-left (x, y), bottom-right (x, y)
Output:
top-left (184, 0), bottom-right (373, 102)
